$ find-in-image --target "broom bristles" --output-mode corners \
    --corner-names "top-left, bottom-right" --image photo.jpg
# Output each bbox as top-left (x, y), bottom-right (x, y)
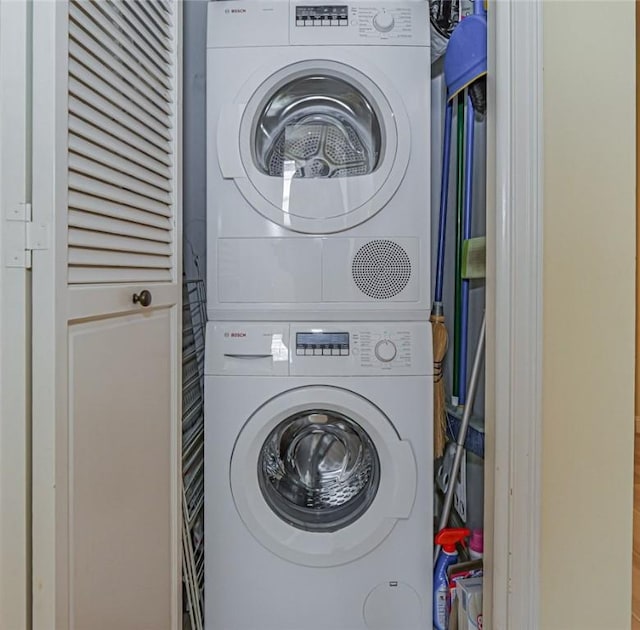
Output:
top-left (430, 314), bottom-right (448, 458)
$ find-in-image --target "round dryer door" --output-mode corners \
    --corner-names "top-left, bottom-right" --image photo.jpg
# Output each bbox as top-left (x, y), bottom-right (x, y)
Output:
top-left (221, 60), bottom-right (411, 234)
top-left (230, 386), bottom-right (417, 567)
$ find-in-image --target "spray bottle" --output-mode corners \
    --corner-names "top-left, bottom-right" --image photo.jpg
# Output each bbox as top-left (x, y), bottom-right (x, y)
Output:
top-left (433, 528), bottom-right (470, 630)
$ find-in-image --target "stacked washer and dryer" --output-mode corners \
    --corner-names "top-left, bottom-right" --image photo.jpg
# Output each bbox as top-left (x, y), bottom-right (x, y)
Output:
top-left (204, 2), bottom-right (433, 628)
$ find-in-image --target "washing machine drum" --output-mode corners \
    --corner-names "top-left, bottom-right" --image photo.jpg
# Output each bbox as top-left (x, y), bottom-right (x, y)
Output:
top-left (227, 62), bottom-right (411, 234)
top-left (255, 76), bottom-right (382, 180)
top-left (258, 410), bottom-right (381, 532)
top-left (230, 386), bottom-right (417, 567)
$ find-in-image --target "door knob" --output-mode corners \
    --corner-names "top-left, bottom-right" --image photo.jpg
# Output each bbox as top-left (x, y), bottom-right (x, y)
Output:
top-left (132, 290), bottom-right (152, 307)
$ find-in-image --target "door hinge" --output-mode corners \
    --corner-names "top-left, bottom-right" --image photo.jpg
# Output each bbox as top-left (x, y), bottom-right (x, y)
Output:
top-left (5, 203), bottom-right (50, 269)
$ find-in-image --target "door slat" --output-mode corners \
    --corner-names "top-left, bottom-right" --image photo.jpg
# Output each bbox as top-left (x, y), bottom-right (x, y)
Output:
top-left (69, 115), bottom-right (171, 179)
top-left (69, 153), bottom-right (172, 206)
top-left (68, 228), bottom-right (173, 256)
top-left (69, 2), bottom-right (172, 103)
top-left (68, 24), bottom-right (171, 125)
top-left (96, 1), bottom-right (173, 79)
top-left (68, 192), bottom-right (173, 230)
top-left (68, 209), bottom-right (172, 243)
top-left (67, 0), bottom-right (176, 285)
top-left (69, 173), bottom-right (172, 218)
top-left (69, 97), bottom-right (173, 168)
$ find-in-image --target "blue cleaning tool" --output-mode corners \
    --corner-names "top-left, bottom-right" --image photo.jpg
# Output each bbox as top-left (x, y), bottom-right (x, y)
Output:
top-left (444, 0), bottom-right (487, 103)
top-left (444, 0), bottom-right (487, 405)
top-left (458, 93), bottom-right (475, 405)
top-left (434, 101), bottom-right (453, 309)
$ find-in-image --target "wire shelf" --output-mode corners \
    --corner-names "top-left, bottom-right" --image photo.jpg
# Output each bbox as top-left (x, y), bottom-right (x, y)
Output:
top-left (182, 278), bottom-right (206, 630)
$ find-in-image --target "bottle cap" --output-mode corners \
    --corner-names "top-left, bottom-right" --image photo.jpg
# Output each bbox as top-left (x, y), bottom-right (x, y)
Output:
top-left (434, 527), bottom-right (471, 553)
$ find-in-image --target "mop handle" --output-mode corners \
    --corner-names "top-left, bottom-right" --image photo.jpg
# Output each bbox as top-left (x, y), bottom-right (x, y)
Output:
top-left (458, 93), bottom-right (476, 406)
top-left (473, 0), bottom-right (487, 16)
top-left (434, 313), bottom-right (486, 566)
top-left (452, 94), bottom-right (465, 402)
top-left (434, 101), bottom-right (454, 306)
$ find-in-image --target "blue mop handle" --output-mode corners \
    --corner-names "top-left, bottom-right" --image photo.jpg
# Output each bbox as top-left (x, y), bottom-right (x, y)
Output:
top-left (458, 93), bottom-right (475, 406)
top-left (473, 0), bottom-right (486, 15)
top-left (434, 101), bottom-right (454, 305)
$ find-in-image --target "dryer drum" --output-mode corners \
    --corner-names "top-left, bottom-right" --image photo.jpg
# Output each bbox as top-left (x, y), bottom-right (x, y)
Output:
top-left (253, 74), bottom-right (382, 179)
top-left (258, 410), bottom-right (381, 532)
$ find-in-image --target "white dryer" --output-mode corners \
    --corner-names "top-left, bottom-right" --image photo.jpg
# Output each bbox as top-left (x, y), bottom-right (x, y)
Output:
top-left (204, 321), bottom-right (433, 630)
top-left (206, 0), bottom-right (431, 321)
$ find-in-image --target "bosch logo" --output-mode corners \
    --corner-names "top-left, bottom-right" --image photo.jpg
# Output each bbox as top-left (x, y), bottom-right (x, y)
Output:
top-left (225, 8), bottom-right (247, 13)
top-left (224, 332), bottom-right (247, 338)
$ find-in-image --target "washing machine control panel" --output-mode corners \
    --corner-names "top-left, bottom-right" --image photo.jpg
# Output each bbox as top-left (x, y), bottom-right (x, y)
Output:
top-left (290, 322), bottom-right (432, 376)
top-left (296, 331), bottom-right (350, 356)
top-left (206, 322), bottom-right (432, 376)
top-left (295, 5), bottom-right (349, 26)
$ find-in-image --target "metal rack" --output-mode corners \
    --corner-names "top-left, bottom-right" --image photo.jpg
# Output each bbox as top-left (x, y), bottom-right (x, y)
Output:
top-left (182, 279), bottom-right (206, 630)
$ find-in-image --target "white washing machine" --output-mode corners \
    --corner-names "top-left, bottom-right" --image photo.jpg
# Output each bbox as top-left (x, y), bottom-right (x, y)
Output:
top-left (204, 321), bottom-right (433, 630)
top-left (206, 0), bottom-right (431, 321)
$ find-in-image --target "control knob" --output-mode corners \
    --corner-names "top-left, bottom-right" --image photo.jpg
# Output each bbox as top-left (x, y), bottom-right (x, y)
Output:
top-left (374, 339), bottom-right (397, 363)
top-left (373, 10), bottom-right (395, 33)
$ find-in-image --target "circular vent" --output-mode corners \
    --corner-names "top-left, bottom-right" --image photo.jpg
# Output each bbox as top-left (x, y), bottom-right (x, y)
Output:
top-left (352, 240), bottom-right (412, 300)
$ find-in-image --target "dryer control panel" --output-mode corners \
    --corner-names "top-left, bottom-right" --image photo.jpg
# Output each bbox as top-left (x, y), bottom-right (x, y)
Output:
top-left (290, 1), bottom-right (429, 45)
top-left (208, 1), bottom-right (429, 49)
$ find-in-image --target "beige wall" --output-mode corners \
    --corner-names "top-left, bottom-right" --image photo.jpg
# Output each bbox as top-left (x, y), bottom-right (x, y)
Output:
top-left (541, 1), bottom-right (636, 628)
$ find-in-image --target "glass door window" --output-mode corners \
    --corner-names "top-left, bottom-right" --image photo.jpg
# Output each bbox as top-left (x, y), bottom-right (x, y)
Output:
top-left (258, 410), bottom-right (380, 532)
top-left (253, 75), bottom-right (382, 180)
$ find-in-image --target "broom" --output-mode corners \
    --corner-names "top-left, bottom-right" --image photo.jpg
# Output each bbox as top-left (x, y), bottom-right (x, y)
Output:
top-left (444, 0), bottom-right (488, 408)
top-left (434, 312), bottom-right (486, 565)
top-left (431, 99), bottom-right (454, 458)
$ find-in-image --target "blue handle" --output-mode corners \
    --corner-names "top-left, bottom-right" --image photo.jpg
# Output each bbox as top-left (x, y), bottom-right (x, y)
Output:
top-left (458, 94), bottom-right (475, 406)
top-left (434, 101), bottom-right (454, 305)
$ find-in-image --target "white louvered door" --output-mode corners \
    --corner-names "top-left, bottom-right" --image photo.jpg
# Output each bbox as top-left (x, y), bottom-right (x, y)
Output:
top-left (31, 2), bottom-right (182, 629)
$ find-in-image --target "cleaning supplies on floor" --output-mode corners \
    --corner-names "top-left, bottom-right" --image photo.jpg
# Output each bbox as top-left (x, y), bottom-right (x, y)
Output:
top-left (447, 558), bottom-right (483, 630)
top-left (435, 315), bottom-right (486, 559)
top-left (456, 576), bottom-right (483, 630)
top-left (433, 528), bottom-right (470, 630)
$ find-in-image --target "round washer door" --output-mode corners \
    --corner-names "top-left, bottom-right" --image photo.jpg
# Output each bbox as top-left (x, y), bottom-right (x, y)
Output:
top-left (230, 386), bottom-right (417, 567)
top-left (222, 59), bottom-right (411, 234)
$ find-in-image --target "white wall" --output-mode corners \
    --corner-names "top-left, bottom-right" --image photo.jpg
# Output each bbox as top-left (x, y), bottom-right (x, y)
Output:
top-left (541, 2), bottom-right (635, 627)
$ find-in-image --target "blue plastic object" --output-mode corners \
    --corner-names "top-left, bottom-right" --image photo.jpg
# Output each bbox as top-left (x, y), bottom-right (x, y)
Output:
top-left (433, 528), bottom-right (470, 630)
top-left (434, 101), bottom-right (454, 305)
top-left (458, 94), bottom-right (475, 406)
top-left (446, 412), bottom-right (485, 459)
top-left (444, 1), bottom-right (487, 101)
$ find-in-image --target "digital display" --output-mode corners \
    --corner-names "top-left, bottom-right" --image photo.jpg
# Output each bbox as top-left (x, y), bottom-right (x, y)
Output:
top-left (297, 332), bottom-right (349, 346)
top-left (296, 332), bottom-right (350, 356)
top-left (296, 5), bottom-right (349, 25)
